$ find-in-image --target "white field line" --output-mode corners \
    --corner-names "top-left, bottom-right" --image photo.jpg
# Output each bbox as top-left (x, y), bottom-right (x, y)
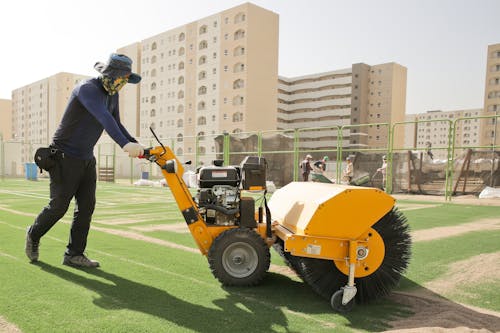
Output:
top-left (0, 220), bottom-right (336, 328)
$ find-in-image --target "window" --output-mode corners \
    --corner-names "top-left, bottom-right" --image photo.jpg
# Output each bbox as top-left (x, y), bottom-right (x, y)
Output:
top-left (179, 47), bottom-right (185, 56)
top-left (234, 29), bottom-right (245, 40)
top-left (198, 86), bottom-right (207, 95)
top-left (199, 40), bottom-right (208, 50)
top-left (176, 148), bottom-right (183, 155)
top-left (234, 63), bottom-right (245, 73)
top-left (232, 112), bottom-right (243, 122)
top-left (151, 42), bottom-right (157, 50)
top-left (150, 109), bottom-right (156, 117)
top-left (151, 55), bottom-right (157, 64)
top-left (197, 131), bottom-right (205, 140)
top-left (199, 25), bottom-right (207, 35)
top-left (177, 134), bottom-right (183, 142)
top-left (178, 76), bottom-right (184, 84)
top-left (233, 95), bottom-right (244, 105)
top-left (151, 82), bottom-right (157, 90)
top-left (177, 119), bottom-right (183, 127)
top-left (150, 96), bottom-right (156, 104)
top-left (197, 116), bottom-right (207, 125)
top-left (177, 105), bottom-right (184, 113)
top-left (198, 101), bottom-right (206, 110)
top-left (234, 12), bottom-right (246, 24)
top-left (234, 46), bottom-right (245, 56)
top-left (199, 56), bottom-right (207, 65)
top-left (179, 61), bottom-right (184, 70)
top-left (178, 90), bottom-right (184, 99)
top-left (198, 71), bottom-right (207, 80)
top-left (179, 33), bottom-right (185, 41)
top-left (233, 79), bottom-right (244, 89)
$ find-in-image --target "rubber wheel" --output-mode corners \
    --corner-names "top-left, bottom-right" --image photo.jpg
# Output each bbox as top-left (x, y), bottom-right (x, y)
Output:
top-left (208, 228), bottom-right (270, 286)
top-left (331, 289), bottom-right (355, 313)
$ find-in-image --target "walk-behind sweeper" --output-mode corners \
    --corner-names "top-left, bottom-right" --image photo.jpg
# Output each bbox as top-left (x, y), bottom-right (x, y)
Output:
top-left (140, 131), bottom-right (411, 312)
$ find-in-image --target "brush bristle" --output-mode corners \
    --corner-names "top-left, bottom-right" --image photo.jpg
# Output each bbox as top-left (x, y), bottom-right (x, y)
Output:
top-left (274, 207), bottom-right (412, 303)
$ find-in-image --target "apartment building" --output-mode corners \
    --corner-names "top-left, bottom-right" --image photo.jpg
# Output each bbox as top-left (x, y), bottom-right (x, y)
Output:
top-left (0, 99), bottom-right (12, 141)
top-left (11, 72), bottom-right (90, 161)
top-left (481, 43), bottom-right (500, 147)
top-left (277, 62), bottom-right (407, 150)
top-left (136, 3), bottom-right (278, 161)
top-left (405, 108), bottom-right (482, 159)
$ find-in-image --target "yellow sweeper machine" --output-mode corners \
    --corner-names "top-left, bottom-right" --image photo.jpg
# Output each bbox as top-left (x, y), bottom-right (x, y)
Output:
top-left (140, 131), bottom-right (411, 312)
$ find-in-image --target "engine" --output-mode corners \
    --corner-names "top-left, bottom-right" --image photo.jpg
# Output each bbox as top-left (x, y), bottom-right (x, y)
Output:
top-left (197, 185), bottom-right (240, 225)
top-left (195, 157), bottom-right (267, 227)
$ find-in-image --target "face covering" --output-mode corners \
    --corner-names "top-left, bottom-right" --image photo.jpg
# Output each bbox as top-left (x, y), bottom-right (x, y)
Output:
top-left (102, 75), bottom-right (129, 95)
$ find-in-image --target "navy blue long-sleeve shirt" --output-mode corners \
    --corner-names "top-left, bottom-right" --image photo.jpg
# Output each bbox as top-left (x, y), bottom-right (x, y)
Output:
top-left (52, 78), bottom-right (136, 160)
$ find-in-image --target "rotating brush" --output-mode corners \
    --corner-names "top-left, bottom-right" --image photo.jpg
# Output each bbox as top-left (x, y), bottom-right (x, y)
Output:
top-left (275, 207), bottom-right (412, 304)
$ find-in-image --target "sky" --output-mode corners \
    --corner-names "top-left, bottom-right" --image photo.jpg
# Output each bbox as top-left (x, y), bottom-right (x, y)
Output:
top-left (1, 0), bottom-right (499, 114)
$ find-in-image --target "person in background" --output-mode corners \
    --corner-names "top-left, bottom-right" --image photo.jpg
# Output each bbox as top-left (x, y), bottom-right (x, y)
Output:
top-left (25, 53), bottom-right (144, 268)
top-left (313, 155), bottom-right (329, 173)
top-left (300, 154), bottom-right (313, 181)
top-left (342, 156), bottom-right (354, 184)
top-left (377, 155), bottom-right (388, 190)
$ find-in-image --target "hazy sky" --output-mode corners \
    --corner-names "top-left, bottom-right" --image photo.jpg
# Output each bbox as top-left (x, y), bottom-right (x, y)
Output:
top-left (1, 0), bottom-right (499, 114)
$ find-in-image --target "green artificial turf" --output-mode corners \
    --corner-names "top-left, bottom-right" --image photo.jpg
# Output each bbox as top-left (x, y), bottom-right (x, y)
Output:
top-left (0, 178), bottom-right (499, 332)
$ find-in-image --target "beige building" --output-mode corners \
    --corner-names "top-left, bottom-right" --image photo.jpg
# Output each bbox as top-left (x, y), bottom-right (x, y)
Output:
top-left (277, 62), bottom-right (407, 150)
top-left (405, 108), bottom-right (482, 159)
top-left (136, 3), bottom-right (278, 162)
top-left (481, 43), bottom-right (500, 147)
top-left (0, 99), bottom-right (12, 141)
top-left (11, 72), bottom-right (90, 162)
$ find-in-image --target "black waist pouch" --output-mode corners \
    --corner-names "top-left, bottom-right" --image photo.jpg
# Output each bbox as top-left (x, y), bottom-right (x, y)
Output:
top-left (34, 147), bottom-right (58, 172)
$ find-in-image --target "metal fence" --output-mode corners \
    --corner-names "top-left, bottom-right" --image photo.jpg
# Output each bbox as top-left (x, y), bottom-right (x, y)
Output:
top-left (1, 114), bottom-right (498, 201)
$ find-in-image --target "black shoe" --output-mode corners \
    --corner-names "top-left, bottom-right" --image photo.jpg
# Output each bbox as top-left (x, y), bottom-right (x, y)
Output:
top-left (63, 254), bottom-right (100, 268)
top-left (25, 227), bottom-right (39, 262)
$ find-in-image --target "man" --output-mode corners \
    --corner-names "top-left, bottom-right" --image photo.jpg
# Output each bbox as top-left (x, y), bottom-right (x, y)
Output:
top-left (25, 54), bottom-right (144, 268)
top-left (342, 156), bottom-right (353, 184)
top-left (300, 154), bottom-right (313, 181)
top-left (313, 155), bottom-right (329, 173)
top-left (377, 155), bottom-right (388, 190)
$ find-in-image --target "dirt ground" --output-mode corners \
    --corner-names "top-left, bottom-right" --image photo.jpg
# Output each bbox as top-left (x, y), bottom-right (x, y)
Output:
top-left (0, 316), bottom-right (21, 333)
top-left (386, 196), bottom-right (500, 333)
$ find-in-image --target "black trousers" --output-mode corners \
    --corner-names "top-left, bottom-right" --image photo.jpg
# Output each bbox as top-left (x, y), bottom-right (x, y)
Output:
top-left (30, 155), bottom-right (96, 256)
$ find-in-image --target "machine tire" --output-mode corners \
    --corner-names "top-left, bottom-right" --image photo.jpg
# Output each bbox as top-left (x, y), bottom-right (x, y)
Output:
top-left (295, 207), bottom-right (411, 303)
top-left (330, 289), bottom-right (355, 313)
top-left (208, 228), bottom-right (270, 286)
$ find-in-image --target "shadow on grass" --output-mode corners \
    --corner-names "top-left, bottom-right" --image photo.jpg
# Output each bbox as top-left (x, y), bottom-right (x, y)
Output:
top-left (385, 278), bottom-right (500, 332)
top-left (236, 272), bottom-right (412, 332)
top-left (34, 262), bottom-right (296, 333)
top-left (33, 263), bottom-right (500, 332)
top-left (243, 274), bottom-right (500, 332)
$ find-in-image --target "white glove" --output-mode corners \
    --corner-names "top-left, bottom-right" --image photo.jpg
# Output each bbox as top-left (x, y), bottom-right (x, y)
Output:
top-left (123, 142), bottom-right (144, 158)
